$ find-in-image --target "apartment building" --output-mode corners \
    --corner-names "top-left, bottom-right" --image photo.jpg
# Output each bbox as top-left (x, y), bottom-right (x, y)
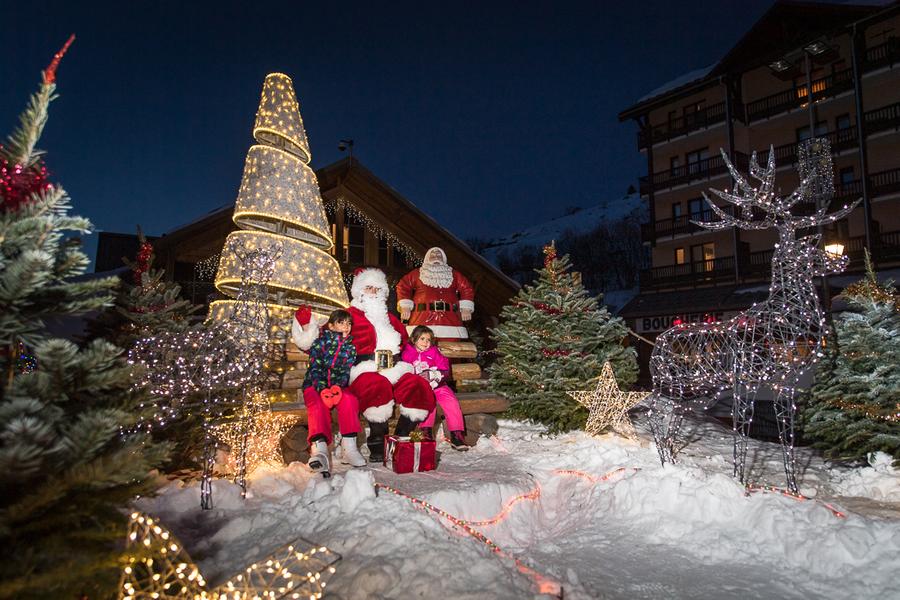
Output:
top-left (618, 0), bottom-right (900, 382)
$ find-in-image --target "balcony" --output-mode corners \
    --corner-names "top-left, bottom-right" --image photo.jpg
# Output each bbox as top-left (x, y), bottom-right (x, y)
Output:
top-left (640, 151), bottom-right (748, 195)
top-left (870, 167), bottom-right (900, 197)
top-left (863, 37), bottom-right (900, 72)
top-left (639, 255), bottom-right (735, 289)
top-left (845, 230), bottom-right (900, 266)
top-left (641, 207), bottom-right (736, 242)
top-left (864, 100), bottom-right (900, 135)
top-left (637, 101), bottom-right (732, 149)
top-left (746, 68), bottom-right (854, 122)
top-left (757, 126), bottom-right (859, 168)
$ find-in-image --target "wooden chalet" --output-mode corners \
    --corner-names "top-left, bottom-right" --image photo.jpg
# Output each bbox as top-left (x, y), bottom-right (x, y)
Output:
top-left (148, 156), bottom-right (519, 332)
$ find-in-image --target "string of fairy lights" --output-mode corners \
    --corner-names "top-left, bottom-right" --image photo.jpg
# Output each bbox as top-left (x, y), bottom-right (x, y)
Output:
top-left (646, 138), bottom-right (859, 494)
top-left (119, 511), bottom-right (340, 599)
top-left (325, 195), bottom-right (422, 267)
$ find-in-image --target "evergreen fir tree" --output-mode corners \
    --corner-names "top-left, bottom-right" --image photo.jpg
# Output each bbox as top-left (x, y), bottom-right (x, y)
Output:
top-left (89, 228), bottom-right (199, 350)
top-left (801, 252), bottom-right (900, 465)
top-left (0, 40), bottom-right (168, 598)
top-left (489, 242), bottom-right (638, 433)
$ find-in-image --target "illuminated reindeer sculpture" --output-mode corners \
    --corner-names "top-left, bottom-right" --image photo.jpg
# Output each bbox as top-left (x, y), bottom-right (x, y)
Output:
top-left (646, 139), bottom-right (858, 493)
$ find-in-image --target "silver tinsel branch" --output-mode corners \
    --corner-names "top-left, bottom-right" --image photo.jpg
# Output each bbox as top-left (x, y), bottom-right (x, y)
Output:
top-left (646, 138), bottom-right (859, 493)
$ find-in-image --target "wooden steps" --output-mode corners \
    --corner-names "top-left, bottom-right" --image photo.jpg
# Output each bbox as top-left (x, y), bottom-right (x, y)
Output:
top-left (271, 391), bottom-right (508, 422)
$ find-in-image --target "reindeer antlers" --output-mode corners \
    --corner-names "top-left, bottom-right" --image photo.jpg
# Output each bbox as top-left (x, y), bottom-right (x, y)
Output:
top-left (695, 140), bottom-right (857, 233)
top-left (692, 148), bottom-right (778, 231)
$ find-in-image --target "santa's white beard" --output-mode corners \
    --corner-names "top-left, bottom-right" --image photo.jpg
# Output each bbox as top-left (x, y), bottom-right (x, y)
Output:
top-left (419, 262), bottom-right (453, 288)
top-left (351, 292), bottom-right (402, 352)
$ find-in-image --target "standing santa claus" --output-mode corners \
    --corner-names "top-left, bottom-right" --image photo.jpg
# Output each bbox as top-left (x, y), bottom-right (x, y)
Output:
top-left (293, 268), bottom-right (435, 462)
top-left (396, 247), bottom-right (475, 340)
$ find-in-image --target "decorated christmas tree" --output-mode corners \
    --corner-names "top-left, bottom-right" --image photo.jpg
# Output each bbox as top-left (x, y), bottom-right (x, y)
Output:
top-left (489, 242), bottom-right (638, 433)
top-left (211, 73), bottom-right (348, 338)
top-left (801, 253), bottom-right (900, 465)
top-left (88, 228), bottom-right (199, 349)
top-left (0, 39), bottom-right (168, 598)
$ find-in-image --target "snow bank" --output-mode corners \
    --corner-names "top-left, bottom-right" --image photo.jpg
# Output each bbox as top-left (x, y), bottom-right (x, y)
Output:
top-left (139, 417), bottom-right (899, 599)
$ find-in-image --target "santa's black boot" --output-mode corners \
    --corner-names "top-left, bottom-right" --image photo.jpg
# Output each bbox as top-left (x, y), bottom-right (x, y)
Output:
top-left (393, 415), bottom-right (416, 438)
top-left (367, 421), bottom-right (388, 463)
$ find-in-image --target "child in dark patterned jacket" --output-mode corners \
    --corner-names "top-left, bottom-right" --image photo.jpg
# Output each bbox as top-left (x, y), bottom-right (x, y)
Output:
top-left (303, 309), bottom-right (365, 476)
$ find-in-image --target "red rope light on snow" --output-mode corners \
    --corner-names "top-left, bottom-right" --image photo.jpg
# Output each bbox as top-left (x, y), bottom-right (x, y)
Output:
top-left (553, 467), bottom-right (639, 483)
top-left (374, 483), bottom-right (563, 598)
top-left (463, 485), bottom-right (543, 527)
top-left (746, 483), bottom-right (846, 518)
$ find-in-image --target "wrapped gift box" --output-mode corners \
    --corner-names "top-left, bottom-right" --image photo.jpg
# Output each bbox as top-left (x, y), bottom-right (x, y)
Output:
top-left (384, 435), bottom-right (436, 473)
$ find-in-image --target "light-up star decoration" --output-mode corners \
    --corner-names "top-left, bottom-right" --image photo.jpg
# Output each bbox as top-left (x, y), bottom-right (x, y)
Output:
top-left (568, 361), bottom-right (650, 438)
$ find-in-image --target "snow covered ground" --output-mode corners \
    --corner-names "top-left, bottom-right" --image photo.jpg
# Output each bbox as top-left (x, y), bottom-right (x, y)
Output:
top-left (141, 415), bottom-right (900, 599)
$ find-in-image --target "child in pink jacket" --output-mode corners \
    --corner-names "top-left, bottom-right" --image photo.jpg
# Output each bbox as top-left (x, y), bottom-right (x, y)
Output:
top-left (401, 326), bottom-right (468, 451)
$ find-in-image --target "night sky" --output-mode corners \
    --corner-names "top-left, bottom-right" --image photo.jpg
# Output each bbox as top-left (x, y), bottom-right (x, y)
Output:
top-left (3, 1), bottom-right (773, 265)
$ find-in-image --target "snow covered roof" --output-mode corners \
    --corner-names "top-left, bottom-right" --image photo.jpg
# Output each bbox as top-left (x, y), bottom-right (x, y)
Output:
top-left (635, 64), bottom-right (716, 104)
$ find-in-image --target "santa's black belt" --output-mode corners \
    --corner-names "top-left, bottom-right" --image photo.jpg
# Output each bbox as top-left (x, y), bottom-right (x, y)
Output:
top-left (416, 301), bottom-right (458, 312)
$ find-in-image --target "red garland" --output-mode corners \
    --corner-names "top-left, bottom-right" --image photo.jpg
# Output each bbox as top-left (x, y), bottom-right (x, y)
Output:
top-left (133, 241), bottom-right (154, 284)
top-left (0, 145), bottom-right (51, 213)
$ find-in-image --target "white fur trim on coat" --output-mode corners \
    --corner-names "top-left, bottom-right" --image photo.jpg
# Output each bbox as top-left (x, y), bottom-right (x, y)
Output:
top-left (379, 361), bottom-right (414, 384)
top-left (458, 299), bottom-right (474, 312)
top-left (398, 405), bottom-right (430, 422)
top-left (349, 360), bottom-right (378, 384)
top-left (363, 400), bottom-right (395, 424)
top-left (398, 299), bottom-right (415, 311)
top-left (291, 317), bottom-right (319, 351)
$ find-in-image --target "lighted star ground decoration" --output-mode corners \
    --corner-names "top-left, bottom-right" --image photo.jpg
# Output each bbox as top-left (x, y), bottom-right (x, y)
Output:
top-left (568, 361), bottom-right (650, 437)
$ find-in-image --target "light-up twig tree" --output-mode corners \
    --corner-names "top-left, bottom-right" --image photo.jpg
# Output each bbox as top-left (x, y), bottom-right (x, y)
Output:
top-left (646, 139), bottom-right (858, 493)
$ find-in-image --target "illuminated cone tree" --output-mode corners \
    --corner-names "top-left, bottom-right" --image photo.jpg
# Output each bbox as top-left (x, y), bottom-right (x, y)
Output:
top-left (212, 73), bottom-right (348, 371)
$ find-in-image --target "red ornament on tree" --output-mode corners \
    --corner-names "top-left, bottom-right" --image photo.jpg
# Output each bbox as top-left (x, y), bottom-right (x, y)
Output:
top-left (0, 145), bottom-right (51, 213)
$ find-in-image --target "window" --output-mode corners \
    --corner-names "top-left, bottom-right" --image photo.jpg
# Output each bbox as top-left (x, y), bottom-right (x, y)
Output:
top-left (392, 246), bottom-right (408, 269)
top-left (343, 217), bottom-right (365, 264)
top-left (795, 68), bottom-right (826, 101)
top-left (688, 197), bottom-right (705, 220)
top-left (378, 238), bottom-right (389, 265)
top-left (685, 148), bottom-right (709, 174)
top-left (672, 203), bottom-right (683, 219)
top-left (839, 166), bottom-right (855, 186)
top-left (691, 242), bottom-right (715, 272)
top-left (670, 156), bottom-right (681, 173)
top-left (683, 100), bottom-right (705, 126)
top-left (796, 121), bottom-right (828, 142)
top-left (675, 247), bottom-right (686, 264)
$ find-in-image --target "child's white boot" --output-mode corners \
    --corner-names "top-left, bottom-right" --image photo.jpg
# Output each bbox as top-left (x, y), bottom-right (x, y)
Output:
top-left (308, 439), bottom-right (331, 478)
top-left (340, 436), bottom-right (367, 468)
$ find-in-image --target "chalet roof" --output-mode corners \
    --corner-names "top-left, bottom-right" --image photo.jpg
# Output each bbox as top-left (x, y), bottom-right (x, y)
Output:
top-left (618, 0), bottom-right (891, 121)
top-left (152, 156), bottom-right (519, 317)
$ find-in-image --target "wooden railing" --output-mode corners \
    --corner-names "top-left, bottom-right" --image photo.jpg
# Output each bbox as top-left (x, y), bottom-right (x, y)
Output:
top-left (639, 255), bottom-right (735, 289)
top-left (639, 152), bottom-right (748, 195)
top-left (637, 101), bottom-right (730, 149)
top-left (864, 100), bottom-right (900, 135)
top-left (746, 69), bottom-right (853, 122)
top-left (863, 38), bottom-right (900, 71)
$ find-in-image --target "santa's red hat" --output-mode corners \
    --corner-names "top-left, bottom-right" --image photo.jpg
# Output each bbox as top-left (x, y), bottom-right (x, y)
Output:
top-left (351, 267), bottom-right (389, 301)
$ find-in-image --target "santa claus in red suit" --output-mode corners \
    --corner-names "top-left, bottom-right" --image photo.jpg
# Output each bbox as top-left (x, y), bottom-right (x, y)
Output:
top-left (292, 267), bottom-right (435, 462)
top-left (396, 247), bottom-right (475, 340)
